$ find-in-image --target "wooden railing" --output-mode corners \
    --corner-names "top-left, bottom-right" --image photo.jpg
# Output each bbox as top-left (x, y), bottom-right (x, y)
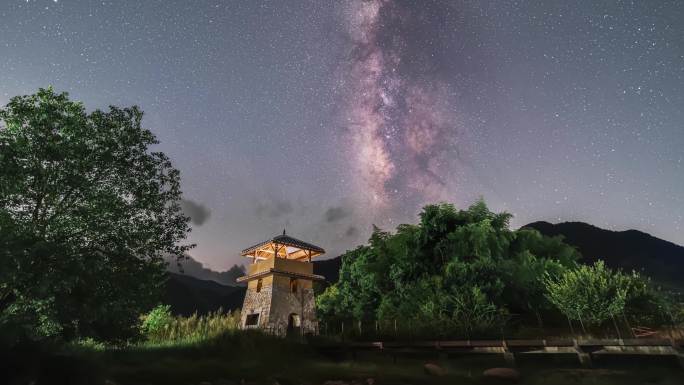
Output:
top-left (312, 337), bottom-right (684, 368)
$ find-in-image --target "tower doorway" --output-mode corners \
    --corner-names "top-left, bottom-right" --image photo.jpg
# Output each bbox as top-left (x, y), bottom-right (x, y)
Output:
top-left (287, 313), bottom-right (301, 336)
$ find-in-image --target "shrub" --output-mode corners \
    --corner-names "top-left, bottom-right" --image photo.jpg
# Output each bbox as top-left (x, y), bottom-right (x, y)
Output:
top-left (544, 261), bottom-right (629, 330)
top-left (140, 304), bottom-right (173, 337)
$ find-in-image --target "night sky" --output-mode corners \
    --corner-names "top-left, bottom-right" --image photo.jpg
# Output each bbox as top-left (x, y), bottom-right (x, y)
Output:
top-left (2, 1), bottom-right (683, 271)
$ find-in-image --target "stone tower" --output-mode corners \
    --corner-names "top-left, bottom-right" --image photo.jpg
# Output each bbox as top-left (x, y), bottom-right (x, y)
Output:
top-left (236, 230), bottom-right (325, 336)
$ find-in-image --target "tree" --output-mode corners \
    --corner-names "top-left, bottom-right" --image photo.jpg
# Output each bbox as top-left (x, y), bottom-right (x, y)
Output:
top-left (622, 272), bottom-right (681, 328)
top-left (448, 286), bottom-right (508, 338)
top-left (0, 88), bottom-right (192, 343)
top-left (316, 200), bottom-right (578, 338)
top-left (544, 261), bottom-right (629, 332)
top-left (503, 250), bottom-right (569, 327)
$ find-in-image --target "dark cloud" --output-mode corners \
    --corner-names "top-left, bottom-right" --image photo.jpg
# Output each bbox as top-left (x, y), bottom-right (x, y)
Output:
top-left (324, 206), bottom-right (353, 223)
top-left (165, 253), bottom-right (245, 286)
top-left (345, 226), bottom-right (359, 237)
top-left (181, 199), bottom-right (211, 226)
top-left (255, 199), bottom-right (294, 219)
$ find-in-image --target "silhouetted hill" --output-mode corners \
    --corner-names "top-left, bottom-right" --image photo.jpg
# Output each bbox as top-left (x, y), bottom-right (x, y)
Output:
top-left (313, 257), bottom-right (342, 283)
top-left (524, 221), bottom-right (684, 289)
top-left (164, 273), bottom-right (245, 316)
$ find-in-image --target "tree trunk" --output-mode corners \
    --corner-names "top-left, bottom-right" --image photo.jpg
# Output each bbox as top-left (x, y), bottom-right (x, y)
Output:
top-left (534, 308), bottom-right (544, 329)
top-left (622, 312), bottom-right (635, 338)
top-left (611, 315), bottom-right (622, 340)
top-left (578, 315), bottom-right (587, 335)
top-left (567, 316), bottom-right (575, 336)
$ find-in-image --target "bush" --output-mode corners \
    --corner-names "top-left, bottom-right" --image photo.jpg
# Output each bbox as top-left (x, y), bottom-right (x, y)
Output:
top-left (140, 304), bottom-right (173, 337)
top-left (544, 261), bottom-right (629, 330)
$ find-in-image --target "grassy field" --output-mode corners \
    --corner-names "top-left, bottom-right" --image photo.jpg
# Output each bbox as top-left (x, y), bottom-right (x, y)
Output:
top-left (5, 307), bottom-right (682, 385)
top-left (7, 330), bottom-right (683, 385)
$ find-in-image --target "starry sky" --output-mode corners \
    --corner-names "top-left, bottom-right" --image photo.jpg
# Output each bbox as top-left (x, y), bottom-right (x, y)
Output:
top-left (2, 0), bottom-right (683, 271)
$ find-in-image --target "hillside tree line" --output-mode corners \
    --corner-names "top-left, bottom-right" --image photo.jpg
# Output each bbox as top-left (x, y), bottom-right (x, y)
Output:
top-left (317, 201), bottom-right (681, 338)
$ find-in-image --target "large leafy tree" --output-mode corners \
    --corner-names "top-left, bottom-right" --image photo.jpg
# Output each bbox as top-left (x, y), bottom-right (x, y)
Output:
top-left (317, 200), bottom-right (580, 337)
top-left (0, 88), bottom-right (192, 343)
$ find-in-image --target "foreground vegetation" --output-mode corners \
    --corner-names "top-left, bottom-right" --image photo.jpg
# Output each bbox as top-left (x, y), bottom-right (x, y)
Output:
top-left (7, 329), bottom-right (684, 385)
top-left (8, 299), bottom-right (681, 384)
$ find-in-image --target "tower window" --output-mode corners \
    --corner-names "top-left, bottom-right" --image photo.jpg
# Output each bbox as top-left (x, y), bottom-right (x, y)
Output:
top-left (289, 278), bottom-right (298, 293)
top-left (256, 279), bottom-right (263, 293)
top-left (245, 313), bottom-right (259, 327)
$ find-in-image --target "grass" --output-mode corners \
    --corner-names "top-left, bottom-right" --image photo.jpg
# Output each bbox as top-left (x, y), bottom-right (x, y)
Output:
top-left (140, 308), bottom-right (241, 348)
top-left (53, 329), bottom-right (684, 385)
top-left (7, 331), bottom-right (683, 385)
top-left (95, 345), bottom-right (684, 385)
top-left (6, 310), bottom-right (683, 385)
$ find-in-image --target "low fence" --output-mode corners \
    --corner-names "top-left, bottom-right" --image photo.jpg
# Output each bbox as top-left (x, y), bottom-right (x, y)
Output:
top-left (318, 319), bottom-right (684, 342)
top-left (312, 337), bottom-right (684, 369)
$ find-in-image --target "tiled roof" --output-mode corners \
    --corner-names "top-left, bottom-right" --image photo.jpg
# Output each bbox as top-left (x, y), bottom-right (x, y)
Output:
top-left (240, 231), bottom-right (325, 256)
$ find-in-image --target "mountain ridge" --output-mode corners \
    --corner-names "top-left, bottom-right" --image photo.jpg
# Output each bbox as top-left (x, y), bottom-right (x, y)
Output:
top-left (165, 221), bottom-right (684, 315)
top-left (523, 221), bottom-right (684, 289)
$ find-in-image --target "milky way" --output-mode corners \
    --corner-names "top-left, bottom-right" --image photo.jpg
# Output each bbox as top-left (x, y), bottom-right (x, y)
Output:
top-left (2, 0), bottom-right (683, 268)
top-left (341, 0), bottom-right (462, 215)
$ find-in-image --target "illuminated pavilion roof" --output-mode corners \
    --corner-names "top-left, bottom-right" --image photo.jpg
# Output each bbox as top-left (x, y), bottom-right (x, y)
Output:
top-left (240, 230), bottom-right (325, 260)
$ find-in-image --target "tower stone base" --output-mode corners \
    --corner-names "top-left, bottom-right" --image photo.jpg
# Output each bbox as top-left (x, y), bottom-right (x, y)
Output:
top-left (241, 285), bottom-right (319, 336)
top-left (238, 256), bottom-right (322, 337)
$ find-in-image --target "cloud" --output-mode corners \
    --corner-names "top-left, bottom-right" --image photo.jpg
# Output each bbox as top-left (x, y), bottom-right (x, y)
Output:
top-left (324, 206), bottom-right (353, 223)
top-left (345, 226), bottom-right (359, 237)
top-left (181, 199), bottom-right (211, 226)
top-left (255, 199), bottom-right (293, 219)
top-left (165, 253), bottom-right (245, 286)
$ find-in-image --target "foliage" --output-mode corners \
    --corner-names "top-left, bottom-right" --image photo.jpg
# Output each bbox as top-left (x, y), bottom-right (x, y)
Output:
top-left (74, 337), bottom-right (107, 351)
top-left (317, 200), bottom-right (580, 337)
top-left (447, 286), bottom-right (509, 337)
top-left (140, 308), bottom-right (241, 346)
top-left (0, 88), bottom-right (192, 343)
top-left (543, 261), bottom-right (629, 328)
top-left (140, 304), bottom-right (174, 336)
top-left (622, 273), bottom-right (683, 326)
